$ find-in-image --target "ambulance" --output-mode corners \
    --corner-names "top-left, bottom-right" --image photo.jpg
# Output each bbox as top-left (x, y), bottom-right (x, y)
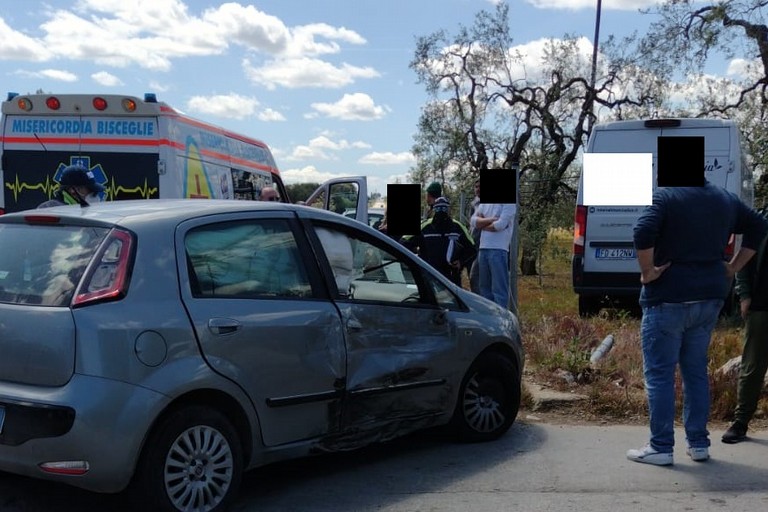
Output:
top-left (0, 92), bottom-right (367, 217)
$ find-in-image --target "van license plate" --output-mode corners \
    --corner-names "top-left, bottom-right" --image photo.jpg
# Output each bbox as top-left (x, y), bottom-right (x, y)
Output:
top-left (595, 248), bottom-right (635, 259)
top-left (0, 406), bottom-right (5, 434)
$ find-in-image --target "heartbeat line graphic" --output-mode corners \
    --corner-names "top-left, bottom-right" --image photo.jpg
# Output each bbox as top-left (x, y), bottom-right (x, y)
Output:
top-left (103, 177), bottom-right (158, 200)
top-left (5, 175), bottom-right (58, 201)
top-left (5, 174), bottom-right (158, 201)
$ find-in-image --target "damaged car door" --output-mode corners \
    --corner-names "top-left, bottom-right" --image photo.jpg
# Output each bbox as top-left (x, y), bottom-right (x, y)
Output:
top-left (310, 221), bottom-right (456, 448)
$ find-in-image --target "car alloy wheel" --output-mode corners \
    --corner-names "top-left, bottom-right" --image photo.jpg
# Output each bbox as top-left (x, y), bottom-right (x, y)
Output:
top-left (451, 352), bottom-right (520, 442)
top-left (135, 405), bottom-right (243, 512)
top-left (164, 425), bottom-right (235, 511)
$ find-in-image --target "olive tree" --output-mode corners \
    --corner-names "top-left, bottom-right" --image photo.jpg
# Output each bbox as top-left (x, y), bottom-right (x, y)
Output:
top-left (639, 0), bottom-right (768, 203)
top-left (410, 2), bottom-right (663, 274)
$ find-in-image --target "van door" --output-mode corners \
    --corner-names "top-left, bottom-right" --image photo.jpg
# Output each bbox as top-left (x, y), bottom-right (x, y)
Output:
top-left (305, 177), bottom-right (368, 225)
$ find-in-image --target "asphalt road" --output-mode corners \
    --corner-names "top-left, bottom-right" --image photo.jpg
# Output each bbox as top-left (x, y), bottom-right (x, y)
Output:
top-left (2, 418), bottom-right (767, 512)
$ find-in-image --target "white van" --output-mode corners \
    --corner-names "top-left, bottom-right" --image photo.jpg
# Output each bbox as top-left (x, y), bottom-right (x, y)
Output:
top-left (572, 118), bottom-right (753, 317)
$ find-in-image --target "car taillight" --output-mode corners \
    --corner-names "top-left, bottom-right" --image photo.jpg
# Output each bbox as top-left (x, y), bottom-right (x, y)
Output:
top-left (574, 205), bottom-right (587, 256)
top-left (72, 228), bottom-right (134, 307)
top-left (724, 233), bottom-right (735, 259)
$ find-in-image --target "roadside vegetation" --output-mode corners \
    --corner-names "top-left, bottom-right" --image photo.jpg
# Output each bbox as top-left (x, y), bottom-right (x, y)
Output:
top-left (518, 228), bottom-right (764, 424)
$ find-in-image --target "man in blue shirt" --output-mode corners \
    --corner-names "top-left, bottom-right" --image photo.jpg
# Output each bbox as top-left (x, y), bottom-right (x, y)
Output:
top-left (627, 181), bottom-right (768, 466)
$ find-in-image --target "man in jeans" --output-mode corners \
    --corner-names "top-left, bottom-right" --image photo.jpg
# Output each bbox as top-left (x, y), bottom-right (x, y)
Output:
top-left (470, 200), bottom-right (516, 308)
top-left (722, 209), bottom-right (768, 444)
top-left (627, 182), bottom-right (768, 466)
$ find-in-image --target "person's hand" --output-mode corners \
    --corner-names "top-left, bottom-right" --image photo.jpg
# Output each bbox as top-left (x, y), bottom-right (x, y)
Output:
top-left (640, 262), bottom-right (671, 284)
top-left (740, 298), bottom-right (751, 320)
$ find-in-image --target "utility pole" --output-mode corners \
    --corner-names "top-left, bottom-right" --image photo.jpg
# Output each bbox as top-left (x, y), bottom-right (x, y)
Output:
top-left (509, 161), bottom-right (520, 320)
top-left (588, 0), bottom-right (603, 133)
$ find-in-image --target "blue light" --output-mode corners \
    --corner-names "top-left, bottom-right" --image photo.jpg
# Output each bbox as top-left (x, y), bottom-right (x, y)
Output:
top-left (144, 93), bottom-right (158, 103)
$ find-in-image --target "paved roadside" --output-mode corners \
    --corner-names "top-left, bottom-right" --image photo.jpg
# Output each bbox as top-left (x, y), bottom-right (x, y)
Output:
top-left (1, 419), bottom-right (766, 512)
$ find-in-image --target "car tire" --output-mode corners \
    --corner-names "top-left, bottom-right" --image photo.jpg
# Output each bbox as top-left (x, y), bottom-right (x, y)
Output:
top-left (133, 405), bottom-right (243, 512)
top-left (578, 295), bottom-right (601, 317)
top-left (450, 352), bottom-right (520, 442)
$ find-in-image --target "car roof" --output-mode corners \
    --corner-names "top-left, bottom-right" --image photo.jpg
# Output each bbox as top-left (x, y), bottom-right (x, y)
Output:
top-left (1, 199), bottom-right (353, 227)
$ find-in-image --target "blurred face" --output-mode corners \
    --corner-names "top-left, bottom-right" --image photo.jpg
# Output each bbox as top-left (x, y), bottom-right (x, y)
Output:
top-left (474, 181), bottom-right (480, 197)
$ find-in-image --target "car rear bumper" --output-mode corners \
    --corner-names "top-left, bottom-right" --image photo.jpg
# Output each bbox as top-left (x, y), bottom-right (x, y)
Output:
top-left (572, 257), bottom-right (640, 298)
top-left (0, 373), bottom-right (169, 493)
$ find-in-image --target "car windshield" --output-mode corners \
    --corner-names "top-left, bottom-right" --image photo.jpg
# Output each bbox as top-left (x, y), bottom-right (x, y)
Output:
top-left (0, 223), bottom-right (110, 306)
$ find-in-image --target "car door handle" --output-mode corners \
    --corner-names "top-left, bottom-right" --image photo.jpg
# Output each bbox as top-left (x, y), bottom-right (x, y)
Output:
top-left (208, 318), bottom-right (242, 335)
top-left (346, 319), bottom-right (362, 331)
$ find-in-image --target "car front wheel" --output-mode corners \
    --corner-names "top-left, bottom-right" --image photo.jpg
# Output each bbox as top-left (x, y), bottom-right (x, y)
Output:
top-left (450, 352), bottom-right (520, 442)
top-left (134, 405), bottom-right (243, 512)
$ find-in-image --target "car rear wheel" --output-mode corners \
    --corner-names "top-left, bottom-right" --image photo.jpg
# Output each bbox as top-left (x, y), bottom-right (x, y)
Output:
top-left (578, 295), bottom-right (601, 317)
top-left (450, 352), bottom-right (520, 442)
top-left (134, 405), bottom-right (243, 512)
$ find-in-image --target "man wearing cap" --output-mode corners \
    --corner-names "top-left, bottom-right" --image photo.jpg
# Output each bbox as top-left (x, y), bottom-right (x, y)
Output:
top-left (38, 164), bottom-right (104, 208)
top-left (424, 181), bottom-right (442, 220)
top-left (402, 197), bottom-right (476, 286)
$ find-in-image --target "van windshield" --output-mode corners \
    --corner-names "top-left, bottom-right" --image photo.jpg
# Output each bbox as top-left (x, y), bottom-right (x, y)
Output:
top-left (0, 223), bottom-right (109, 306)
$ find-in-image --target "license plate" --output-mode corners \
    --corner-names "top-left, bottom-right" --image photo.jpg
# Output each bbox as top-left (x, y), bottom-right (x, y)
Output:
top-left (0, 406), bottom-right (4, 435)
top-left (595, 248), bottom-right (635, 260)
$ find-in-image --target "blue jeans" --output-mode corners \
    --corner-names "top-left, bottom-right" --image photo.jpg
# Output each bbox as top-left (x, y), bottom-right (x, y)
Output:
top-left (478, 248), bottom-right (509, 308)
top-left (640, 299), bottom-right (722, 453)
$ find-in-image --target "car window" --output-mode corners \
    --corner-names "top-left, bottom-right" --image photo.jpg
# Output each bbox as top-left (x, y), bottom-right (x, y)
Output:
top-left (0, 223), bottom-right (109, 306)
top-left (315, 225), bottom-right (425, 304)
top-left (425, 272), bottom-right (462, 310)
top-left (185, 219), bottom-right (312, 299)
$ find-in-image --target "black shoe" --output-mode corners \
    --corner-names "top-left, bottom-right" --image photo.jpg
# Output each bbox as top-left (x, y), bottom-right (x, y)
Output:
top-left (722, 421), bottom-right (748, 444)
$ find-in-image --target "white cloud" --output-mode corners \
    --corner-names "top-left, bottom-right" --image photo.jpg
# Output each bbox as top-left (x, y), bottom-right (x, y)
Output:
top-left (726, 58), bottom-right (759, 79)
top-left (0, 0), bottom-right (367, 84)
top-left (148, 80), bottom-right (171, 93)
top-left (243, 57), bottom-right (380, 89)
top-left (258, 108), bottom-right (286, 121)
top-left (525, 0), bottom-right (659, 10)
top-left (0, 16), bottom-right (51, 61)
top-left (358, 151), bottom-right (416, 166)
top-left (91, 71), bottom-right (123, 86)
top-left (280, 164), bottom-right (348, 185)
top-left (185, 93), bottom-right (260, 120)
top-left (285, 23), bottom-right (366, 57)
top-left (310, 93), bottom-right (389, 120)
top-left (14, 68), bottom-right (78, 82)
top-left (284, 133), bottom-right (370, 161)
top-left (201, 2), bottom-right (289, 53)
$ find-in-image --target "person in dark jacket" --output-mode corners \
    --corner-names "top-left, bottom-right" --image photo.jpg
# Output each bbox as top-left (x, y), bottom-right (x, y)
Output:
top-left (38, 164), bottom-right (104, 208)
top-left (627, 181), bottom-right (768, 466)
top-left (402, 197), bottom-right (476, 286)
top-left (722, 208), bottom-right (768, 444)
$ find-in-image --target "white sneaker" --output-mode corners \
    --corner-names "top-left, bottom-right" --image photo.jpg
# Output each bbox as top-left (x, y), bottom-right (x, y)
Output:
top-left (686, 446), bottom-right (709, 462)
top-left (626, 444), bottom-right (673, 466)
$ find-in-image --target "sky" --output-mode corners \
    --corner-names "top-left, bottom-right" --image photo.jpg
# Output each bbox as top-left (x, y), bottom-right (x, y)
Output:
top-left (0, 0), bottom-right (743, 195)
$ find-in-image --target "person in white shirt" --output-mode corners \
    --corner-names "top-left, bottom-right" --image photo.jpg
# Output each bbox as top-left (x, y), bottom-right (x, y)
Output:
top-left (470, 202), bottom-right (516, 308)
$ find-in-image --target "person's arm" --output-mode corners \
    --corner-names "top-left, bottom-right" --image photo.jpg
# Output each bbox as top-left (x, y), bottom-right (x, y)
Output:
top-left (725, 247), bottom-right (757, 281)
top-left (487, 204), bottom-right (516, 232)
top-left (636, 248), bottom-right (671, 284)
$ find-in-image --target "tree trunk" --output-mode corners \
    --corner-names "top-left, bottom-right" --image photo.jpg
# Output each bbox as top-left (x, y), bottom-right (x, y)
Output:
top-left (520, 245), bottom-right (538, 276)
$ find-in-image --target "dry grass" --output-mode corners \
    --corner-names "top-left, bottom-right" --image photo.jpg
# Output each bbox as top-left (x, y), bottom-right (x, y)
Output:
top-left (518, 228), bottom-right (758, 423)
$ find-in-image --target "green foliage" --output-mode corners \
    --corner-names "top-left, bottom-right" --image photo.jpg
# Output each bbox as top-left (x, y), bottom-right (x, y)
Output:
top-left (285, 182), bottom-right (320, 203)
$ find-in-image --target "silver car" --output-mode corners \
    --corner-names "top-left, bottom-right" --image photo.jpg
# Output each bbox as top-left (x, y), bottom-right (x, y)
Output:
top-left (0, 199), bottom-right (524, 512)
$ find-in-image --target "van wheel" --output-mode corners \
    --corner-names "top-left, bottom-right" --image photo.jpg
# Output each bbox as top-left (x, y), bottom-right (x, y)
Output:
top-left (578, 296), bottom-right (601, 317)
top-left (134, 406), bottom-right (243, 512)
top-left (450, 352), bottom-right (520, 442)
